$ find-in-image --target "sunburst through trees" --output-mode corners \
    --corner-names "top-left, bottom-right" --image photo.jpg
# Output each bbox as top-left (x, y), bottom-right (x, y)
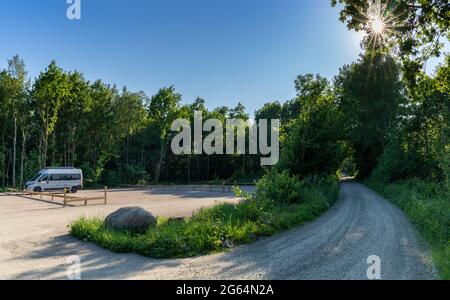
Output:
top-left (347, 0), bottom-right (409, 50)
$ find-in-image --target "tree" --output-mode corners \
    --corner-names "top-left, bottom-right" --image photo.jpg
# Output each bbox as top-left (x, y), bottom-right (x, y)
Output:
top-left (78, 80), bottom-right (117, 182)
top-left (32, 61), bottom-right (71, 168)
top-left (17, 90), bottom-right (32, 188)
top-left (53, 71), bottom-right (91, 167)
top-left (148, 86), bottom-right (182, 183)
top-left (280, 75), bottom-right (345, 177)
top-left (113, 89), bottom-right (148, 169)
top-left (331, 0), bottom-right (450, 87)
top-left (334, 51), bottom-right (405, 178)
top-left (0, 56), bottom-right (28, 187)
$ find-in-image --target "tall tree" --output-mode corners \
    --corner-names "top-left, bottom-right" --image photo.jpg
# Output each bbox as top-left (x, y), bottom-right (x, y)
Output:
top-left (334, 51), bottom-right (405, 178)
top-left (0, 56), bottom-right (28, 187)
top-left (32, 61), bottom-right (71, 168)
top-left (280, 74), bottom-right (345, 177)
top-left (331, 0), bottom-right (450, 86)
top-left (148, 86), bottom-right (182, 183)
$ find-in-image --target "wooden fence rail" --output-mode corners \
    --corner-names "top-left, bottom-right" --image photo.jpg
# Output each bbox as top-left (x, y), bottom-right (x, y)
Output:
top-left (6, 187), bottom-right (108, 206)
top-left (147, 184), bottom-right (232, 193)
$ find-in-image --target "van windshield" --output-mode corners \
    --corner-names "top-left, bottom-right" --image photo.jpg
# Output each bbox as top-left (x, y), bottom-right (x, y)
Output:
top-left (30, 173), bottom-right (42, 181)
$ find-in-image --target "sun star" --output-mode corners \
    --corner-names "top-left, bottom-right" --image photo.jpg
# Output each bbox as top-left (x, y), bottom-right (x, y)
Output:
top-left (370, 16), bottom-right (385, 34)
top-left (359, 0), bottom-right (405, 48)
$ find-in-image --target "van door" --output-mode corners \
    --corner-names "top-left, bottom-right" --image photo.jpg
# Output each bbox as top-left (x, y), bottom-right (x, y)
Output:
top-left (39, 174), bottom-right (50, 191)
top-left (49, 174), bottom-right (66, 190)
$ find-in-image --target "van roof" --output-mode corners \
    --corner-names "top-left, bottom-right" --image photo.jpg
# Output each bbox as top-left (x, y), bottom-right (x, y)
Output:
top-left (40, 168), bottom-right (82, 173)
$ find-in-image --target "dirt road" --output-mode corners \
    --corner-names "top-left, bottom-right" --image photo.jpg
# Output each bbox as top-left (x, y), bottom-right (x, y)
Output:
top-left (0, 183), bottom-right (437, 280)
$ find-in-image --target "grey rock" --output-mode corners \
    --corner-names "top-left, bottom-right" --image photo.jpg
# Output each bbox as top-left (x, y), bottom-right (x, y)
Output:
top-left (222, 239), bottom-right (234, 249)
top-left (105, 207), bottom-right (157, 234)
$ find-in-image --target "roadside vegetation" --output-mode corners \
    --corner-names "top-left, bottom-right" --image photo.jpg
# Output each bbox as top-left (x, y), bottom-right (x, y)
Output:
top-left (367, 179), bottom-right (449, 279)
top-left (70, 173), bottom-right (339, 258)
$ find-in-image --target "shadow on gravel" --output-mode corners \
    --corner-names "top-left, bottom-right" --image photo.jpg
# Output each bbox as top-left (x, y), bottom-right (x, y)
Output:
top-left (8, 235), bottom-right (182, 280)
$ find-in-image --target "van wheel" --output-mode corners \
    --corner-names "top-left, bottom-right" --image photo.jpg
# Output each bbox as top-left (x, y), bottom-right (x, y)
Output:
top-left (70, 187), bottom-right (78, 194)
top-left (33, 187), bottom-right (42, 193)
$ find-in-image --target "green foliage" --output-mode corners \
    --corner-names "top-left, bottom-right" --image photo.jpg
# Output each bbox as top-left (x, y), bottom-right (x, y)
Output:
top-left (279, 74), bottom-right (345, 177)
top-left (331, 0), bottom-right (449, 83)
top-left (101, 170), bottom-right (121, 188)
top-left (0, 56), bottom-right (283, 188)
top-left (122, 164), bottom-right (150, 185)
top-left (367, 178), bottom-right (450, 279)
top-left (256, 171), bottom-right (304, 205)
top-left (372, 58), bottom-right (450, 183)
top-left (334, 51), bottom-right (405, 178)
top-left (70, 176), bottom-right (339, 258)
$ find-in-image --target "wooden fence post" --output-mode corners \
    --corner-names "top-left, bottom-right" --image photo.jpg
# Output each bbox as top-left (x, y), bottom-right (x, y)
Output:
top-left (63, 188), bottom-right (67, 206)
top-left (104, 186), bottom-right (108, 205)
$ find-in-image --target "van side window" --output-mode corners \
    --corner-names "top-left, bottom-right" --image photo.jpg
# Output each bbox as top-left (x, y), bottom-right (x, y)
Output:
top-left (41, 174), bottom-right (49, 182)
top-left (49, 174), bottom-right (81, 181)
top-left (50, 174), bottom-right (60, 181)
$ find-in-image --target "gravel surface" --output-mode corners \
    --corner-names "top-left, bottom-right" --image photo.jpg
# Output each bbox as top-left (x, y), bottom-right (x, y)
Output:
top-left (0, 183), bottom-right (437, 280)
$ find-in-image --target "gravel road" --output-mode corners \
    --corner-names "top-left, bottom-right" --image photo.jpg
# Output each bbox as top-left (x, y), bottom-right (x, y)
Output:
top-left (0, 182), bottom-right (437, 280)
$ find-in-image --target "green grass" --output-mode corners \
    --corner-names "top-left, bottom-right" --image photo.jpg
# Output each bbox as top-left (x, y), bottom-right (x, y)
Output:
top-left (367, 178), bottom-right (450, 279)
top-left (70, 175), bottom-right (339, 259)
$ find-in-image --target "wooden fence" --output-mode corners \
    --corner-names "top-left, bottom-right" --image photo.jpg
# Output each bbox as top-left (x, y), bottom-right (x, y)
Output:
top-left (6, 187), bottom-right (108, 206)
top-left (118, 184), bottom-right (234, 193)
top-left (148, 184), bottom-right (233, 193)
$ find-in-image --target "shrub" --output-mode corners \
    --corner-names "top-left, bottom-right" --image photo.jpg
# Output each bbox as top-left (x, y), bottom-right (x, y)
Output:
top-left (255, 171), bottom-right (304, 205)
top-left (70, 174), bottom-right (339, 259)
top-left (101, 170), bottom-right (121, 187)
top-left (367, 178), bottom-right (450, 279)
top-left (123, 164), bottom-right (150, 185)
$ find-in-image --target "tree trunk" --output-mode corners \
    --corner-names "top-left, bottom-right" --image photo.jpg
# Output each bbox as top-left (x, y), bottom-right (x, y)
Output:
top-left (1, 133), bottom-right (5, 187)
top-left (155, 141), bottom-right (166, 183)
top-left (12, 116), bottom-right (17, 187)
top-left (20, 125), bottom-right (26, 188)
top-left (206, 155), bottom-right (209, 182)
top-left (42, 132), bottom-right (48, 168)
top-left (187, 155), bottom-right (191, 184)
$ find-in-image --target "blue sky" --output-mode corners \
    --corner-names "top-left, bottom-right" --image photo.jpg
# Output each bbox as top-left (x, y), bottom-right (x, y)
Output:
top-left (0, 0), bottom-right (447, 114)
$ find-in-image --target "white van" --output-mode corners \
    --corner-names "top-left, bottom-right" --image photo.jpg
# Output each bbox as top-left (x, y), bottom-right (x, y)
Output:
top-left (26, 168), bottom-right (83, 193)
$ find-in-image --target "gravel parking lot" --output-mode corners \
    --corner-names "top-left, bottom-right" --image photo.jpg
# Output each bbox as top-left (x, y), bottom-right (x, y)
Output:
top-left (0, 186), bottom-right (252, 279)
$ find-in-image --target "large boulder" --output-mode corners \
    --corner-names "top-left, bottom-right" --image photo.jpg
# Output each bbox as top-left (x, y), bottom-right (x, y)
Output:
top-left (105, 207), bottom-right (157, 234)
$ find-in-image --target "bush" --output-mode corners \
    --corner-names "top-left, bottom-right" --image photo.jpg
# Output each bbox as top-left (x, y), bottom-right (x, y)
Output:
top-left (255, 171), bottom-right (304, 205)
top-left (101, 170), bottom-right (121, 187)
top-left (70, 174), bottom-right (339, 259)
top-left (123, 164), bottom-right (150, 185)
top-left (367, 178), bottom-right (450, 279)
top-left (371, 143), bottom-right (446, 184)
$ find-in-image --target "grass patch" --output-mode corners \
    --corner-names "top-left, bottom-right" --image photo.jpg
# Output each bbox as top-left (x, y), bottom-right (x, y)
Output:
top-left (367, 178), bottom-right (450, 279)
top-left (70, 174), bottom-right (339, 259)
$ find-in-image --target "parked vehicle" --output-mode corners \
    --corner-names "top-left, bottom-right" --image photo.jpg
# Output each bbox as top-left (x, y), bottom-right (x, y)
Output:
top-left (26, 168), bottom-right (83, 193)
